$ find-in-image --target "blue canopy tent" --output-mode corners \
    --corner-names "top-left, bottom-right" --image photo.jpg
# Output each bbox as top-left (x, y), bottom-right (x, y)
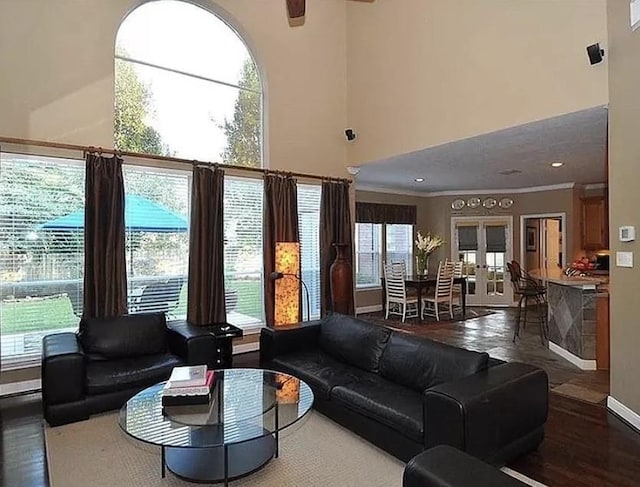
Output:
top-left (40, 194), bottom-right (188, 232)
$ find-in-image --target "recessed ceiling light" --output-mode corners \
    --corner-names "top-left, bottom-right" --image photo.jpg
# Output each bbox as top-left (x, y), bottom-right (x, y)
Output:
top-left (551, 162), bottom-right (564, 168)
top-left (414, 178), bottom-right (425, 182)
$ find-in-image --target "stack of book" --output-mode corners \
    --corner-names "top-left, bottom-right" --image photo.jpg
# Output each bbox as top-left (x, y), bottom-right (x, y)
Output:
top-left (162, 365), bottom-right (215, 407)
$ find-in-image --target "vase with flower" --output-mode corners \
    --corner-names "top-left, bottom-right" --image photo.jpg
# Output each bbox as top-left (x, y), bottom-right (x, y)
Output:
top-left (415, 231), bottom-right (445, 277)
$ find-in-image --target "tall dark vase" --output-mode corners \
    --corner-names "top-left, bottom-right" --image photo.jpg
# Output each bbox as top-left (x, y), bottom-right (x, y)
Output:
top-left (330, 243), bottom-right (353, 315)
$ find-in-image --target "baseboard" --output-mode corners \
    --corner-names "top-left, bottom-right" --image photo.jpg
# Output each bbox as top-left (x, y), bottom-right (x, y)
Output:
top-left (0, 379), bottom-right (41, 397)
top-left (356, 304), bottom-right (383, 315)
top-left (233, 342), bottom-right (259, 354)
top-left (607, 396), bottom-right (640, 433)
top-left (548, 341), bottom-right (597, 371)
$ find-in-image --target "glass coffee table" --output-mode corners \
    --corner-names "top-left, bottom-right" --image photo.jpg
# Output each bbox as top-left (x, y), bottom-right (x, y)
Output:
top-left (119, 369), bottom-right (314, 485)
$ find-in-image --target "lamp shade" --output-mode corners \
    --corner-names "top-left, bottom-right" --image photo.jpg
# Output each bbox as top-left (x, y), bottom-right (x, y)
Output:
top-left (274, 242), bottom-right (300, 326)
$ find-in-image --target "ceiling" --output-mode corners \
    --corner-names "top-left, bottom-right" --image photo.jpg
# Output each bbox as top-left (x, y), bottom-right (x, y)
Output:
top-left (353, 106), bottom-right (607, 194)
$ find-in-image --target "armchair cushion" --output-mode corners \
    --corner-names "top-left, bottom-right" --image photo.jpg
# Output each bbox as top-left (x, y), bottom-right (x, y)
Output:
top-left (379, 332), bottom-right (489, 392)
top-left (85, 353), bottom-right (181, 395)
top-left (319, 313), bottom-right (391, 373)
top-left (331, 372), bottom-right (424, 442)
top-left (78, 312), bottom-right (168, 359)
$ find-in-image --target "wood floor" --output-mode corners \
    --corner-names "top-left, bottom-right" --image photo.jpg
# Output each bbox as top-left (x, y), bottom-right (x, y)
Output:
top-left (2, 324), bottom-right (640, 486)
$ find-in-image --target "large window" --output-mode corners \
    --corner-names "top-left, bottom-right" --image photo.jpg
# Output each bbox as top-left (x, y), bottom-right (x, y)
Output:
top-left (115, 0), bottom-right (262, 166)
top-left (297, 184), bottom-right (321, 320)
top-left (224, 177), bottom-right (264, 328)
top-left (355, 223), bottom-right (382, 288)
top-left (0, 153), bottom-right (85, 367)
top-left (123, 165), bottom-right (190, 319)
top-left (355, 223), bottom-right (414, 288)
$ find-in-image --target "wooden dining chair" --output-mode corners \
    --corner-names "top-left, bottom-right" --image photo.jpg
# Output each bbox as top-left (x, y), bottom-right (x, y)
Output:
top-left (384, 262), bottom-right (419, 322)
top-left (421, 261), bottom-right (455, 321)
top-left (445, 258), bottom-right (465, 316)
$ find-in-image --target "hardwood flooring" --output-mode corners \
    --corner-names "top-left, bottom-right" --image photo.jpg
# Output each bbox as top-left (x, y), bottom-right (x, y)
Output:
top-left (2, 318), bottom-right (640, 486)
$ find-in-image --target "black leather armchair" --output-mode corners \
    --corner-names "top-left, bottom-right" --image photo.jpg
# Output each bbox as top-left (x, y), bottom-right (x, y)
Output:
top-left (261, 313), bottom-right (548, 465)
top-left (42, 313), bottom-right (216, 426)
top-left (403, 445), bottom-right (528, 487)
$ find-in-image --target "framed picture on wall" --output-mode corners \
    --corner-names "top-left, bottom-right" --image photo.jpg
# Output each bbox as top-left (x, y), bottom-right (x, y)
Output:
top-left (526, 226), bottom-right (537, 252)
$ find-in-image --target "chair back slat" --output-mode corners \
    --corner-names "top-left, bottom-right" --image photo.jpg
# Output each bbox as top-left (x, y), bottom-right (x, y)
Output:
top-left (384, 262), bottom-right (407, 300)
top-left (435, 261), bottom-right (455, 298)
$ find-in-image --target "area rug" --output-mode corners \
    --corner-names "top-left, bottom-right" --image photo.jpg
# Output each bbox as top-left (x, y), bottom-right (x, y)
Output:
top-left (359, 308), bottom-right (495, 336)
top-left (45, 411), bottom-right (546, 487)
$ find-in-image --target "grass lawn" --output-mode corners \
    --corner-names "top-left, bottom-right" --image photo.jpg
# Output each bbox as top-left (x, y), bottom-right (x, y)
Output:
top-left (1, 278), bottom-right (264, 335)
top-left (1, 297), bottom-right (79, 335)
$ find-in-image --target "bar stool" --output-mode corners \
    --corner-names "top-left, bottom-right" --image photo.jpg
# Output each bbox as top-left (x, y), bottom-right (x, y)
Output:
top-left (507, 261), bottom-right (548, 345)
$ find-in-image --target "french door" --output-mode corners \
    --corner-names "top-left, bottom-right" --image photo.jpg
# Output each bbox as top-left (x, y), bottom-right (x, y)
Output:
top-left (451, 217), bottom-right (513, 307)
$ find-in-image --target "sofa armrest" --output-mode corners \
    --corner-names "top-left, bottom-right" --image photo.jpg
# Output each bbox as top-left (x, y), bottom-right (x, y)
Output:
top-left (42, 333), bottom-right (85, 406)
top-left (423, 362), bottom-right (548, 463)
top-left (403, 445), bottom-right (527, 487)
top-left (167, 321), bottom-right (216, 366)
top-left (259, 320), bottom-right (322, 364)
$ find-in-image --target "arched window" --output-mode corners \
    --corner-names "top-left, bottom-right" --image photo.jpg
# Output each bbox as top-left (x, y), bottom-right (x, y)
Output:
top-left (115, 0), bottom-right (263, 167)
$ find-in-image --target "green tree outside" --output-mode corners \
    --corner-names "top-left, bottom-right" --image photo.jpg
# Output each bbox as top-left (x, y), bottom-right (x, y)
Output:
top-left (220, 58), bottom-right (262, 167)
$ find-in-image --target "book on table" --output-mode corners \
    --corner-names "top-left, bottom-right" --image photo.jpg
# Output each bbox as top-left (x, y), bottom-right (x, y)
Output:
top-left (167, 365), bottom-right (208, 388)
top-left (162, 369), bottom-right (215, 407)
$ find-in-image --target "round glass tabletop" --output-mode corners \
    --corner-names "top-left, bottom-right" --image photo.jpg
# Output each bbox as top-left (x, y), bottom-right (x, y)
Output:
top-left (118, 368), bottom-right (314, 449)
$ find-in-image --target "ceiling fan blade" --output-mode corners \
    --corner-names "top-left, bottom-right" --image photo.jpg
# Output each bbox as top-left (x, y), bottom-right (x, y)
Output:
top-left (287, 0), bottom-right (306, 19)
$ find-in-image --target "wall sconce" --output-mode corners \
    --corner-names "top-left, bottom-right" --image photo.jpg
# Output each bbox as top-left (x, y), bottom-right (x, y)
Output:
top-left (273, 242), bottom-right (300, 326)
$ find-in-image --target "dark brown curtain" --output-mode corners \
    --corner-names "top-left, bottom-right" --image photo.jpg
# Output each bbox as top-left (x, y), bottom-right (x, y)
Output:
top-left (83, 153), bottom-right (127, 318)
top-left (320, 180), bottom-right (354, 316)
top-left (355, 202), bottom-right (416, 224)
top-left (264, 174), bottom-right (299, 326)
top-left (187, 166), bottom-right (226, 325)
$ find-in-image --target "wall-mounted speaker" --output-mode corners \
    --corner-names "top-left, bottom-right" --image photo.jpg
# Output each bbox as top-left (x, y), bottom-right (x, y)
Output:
top-left (586, 43), bottom-right (605, 65)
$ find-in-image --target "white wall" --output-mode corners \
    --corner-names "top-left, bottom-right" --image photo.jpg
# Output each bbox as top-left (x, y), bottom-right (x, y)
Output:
top-left (346, 0), bottom-right (609, 165)
top-left (0, 0), bottom-right (349, 177)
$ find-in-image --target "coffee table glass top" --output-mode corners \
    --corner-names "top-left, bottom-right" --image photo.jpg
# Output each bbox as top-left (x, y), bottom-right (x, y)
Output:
top-left (118, 369), bottom-right (314, 448)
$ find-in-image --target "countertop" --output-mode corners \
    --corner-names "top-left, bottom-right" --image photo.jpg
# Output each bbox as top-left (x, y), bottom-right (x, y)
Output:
top-left (528, 268), bottom-right (609, 289)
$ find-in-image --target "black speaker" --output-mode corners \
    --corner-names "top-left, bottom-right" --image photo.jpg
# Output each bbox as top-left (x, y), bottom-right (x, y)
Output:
top-left (586, 43), bottom-right (604, 65)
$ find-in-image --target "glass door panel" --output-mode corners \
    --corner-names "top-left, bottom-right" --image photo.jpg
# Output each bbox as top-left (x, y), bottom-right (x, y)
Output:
top-left (452, 218), bottom-right (512, 307)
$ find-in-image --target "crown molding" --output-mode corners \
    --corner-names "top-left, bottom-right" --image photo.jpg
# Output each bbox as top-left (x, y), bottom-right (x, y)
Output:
top-left (355, 182), bottom-right (576, 198)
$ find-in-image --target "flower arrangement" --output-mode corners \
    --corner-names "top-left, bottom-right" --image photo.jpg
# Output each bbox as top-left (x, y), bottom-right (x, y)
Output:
top-left (415, 231), bottom-right (445, 275)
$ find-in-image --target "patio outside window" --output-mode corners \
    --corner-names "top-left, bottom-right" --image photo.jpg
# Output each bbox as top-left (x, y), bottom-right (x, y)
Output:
top-left (0, 153), bottom-right (85, 368)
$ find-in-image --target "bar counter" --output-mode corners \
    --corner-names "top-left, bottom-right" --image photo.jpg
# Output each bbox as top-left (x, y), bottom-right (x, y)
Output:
top-left (529, 269), bottom-right (609, 370)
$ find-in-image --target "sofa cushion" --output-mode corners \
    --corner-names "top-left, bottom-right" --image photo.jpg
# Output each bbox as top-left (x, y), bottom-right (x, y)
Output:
top-left (85, 353), bottom-right (181, 395)
top-left (331, 373), bottom-right (424, 442)
top-left (270, 350), bottom-right (362, 399)
top-left (79, 313), bottom-right (168, 359)
top-left (379, 332), bottom-right (489, 392)
top-left (318, 314), bottom-right (391, 373)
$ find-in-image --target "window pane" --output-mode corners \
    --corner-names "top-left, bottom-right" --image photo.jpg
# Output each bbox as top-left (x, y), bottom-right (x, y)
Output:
top-left (224, 177), bottom-right (264, 328)
top-left (1, 153), bottom-right (85, 367)
top-left (385, 224), bottom-right (413, 274)
top-left (356, 223), bottom-right (382, 287)
top-left (124, 166), bottom-right (190, 320)
top-left (116, 1), bottom-right (252, 86)
top-left (297, 184), bottom-right (321, 321)
top-left (116, 59), bottom-right (260, 164)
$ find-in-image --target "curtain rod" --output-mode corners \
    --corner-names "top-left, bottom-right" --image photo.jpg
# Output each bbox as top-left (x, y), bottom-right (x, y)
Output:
top-left (0, 135), bottom-right (352, 185)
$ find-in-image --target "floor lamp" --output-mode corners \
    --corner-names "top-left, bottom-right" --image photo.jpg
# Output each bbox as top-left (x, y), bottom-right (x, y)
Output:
top-left (271, 242), bottom-right (310, 324)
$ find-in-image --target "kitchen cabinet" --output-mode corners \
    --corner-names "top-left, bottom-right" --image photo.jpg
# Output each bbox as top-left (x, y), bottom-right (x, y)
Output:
top-left (581, 196), bottom-right (608, 250)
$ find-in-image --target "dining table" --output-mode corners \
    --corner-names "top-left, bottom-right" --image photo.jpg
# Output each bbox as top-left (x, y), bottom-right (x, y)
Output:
top-left (380, 275), bottom-right (468, 322)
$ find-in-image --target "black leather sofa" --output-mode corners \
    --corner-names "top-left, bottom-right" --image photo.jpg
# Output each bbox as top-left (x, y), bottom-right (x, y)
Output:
top-left (42, 313), bottom-right (215, 426)
top-left (260, 313), bottom-right (548, 464)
